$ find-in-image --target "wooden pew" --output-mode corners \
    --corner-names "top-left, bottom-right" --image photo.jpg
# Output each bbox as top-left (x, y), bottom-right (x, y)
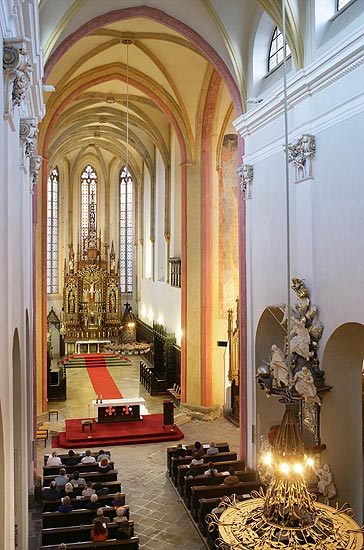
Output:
top-left (176, 459), bottom-right (245, 493)
top-left (171, 452), bottom-right (237, 485)
top-left (43, 506), bottom-right (129, 529)
top-left (197, 495), bottom-right (251, 535)
top-left (42, 521), bottom-right (134, 546)
top-left (166, 442), bottom-right (230, 476)
top-left (183, 470), bottom-right (256, 503)
top-left (44, 451), bottom-right (111, 467)
top-left (44, 461), bottom-right (115, 476)
top-left (43, 470), bottom-right (118, 487)
top-left (190, 481), bottom-right (264, 519)
top-left (40, 537), bottom-right (139, 550)
top-left (43, 492), bottom-right (125, 512)
top-left (43, 481), bottom-right (122, 501)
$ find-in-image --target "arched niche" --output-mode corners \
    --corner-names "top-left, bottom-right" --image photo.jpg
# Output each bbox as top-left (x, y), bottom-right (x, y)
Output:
top-left (255, 306), bottom-right (287, 445)
top-left (12, 328), bottom-right (27, 549)
top-left (320, 322), bottom-right (364, 522)
top-left (0, 402), bottom-right (4, 550)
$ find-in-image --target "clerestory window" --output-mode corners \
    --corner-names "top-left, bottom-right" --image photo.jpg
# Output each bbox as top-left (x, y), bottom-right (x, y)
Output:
top-left (268, 27), bottom-right (291, 72)
top-left (120, 166), bottom-right (134, 293)
top-left (47, 167), bottom-right (59, 294)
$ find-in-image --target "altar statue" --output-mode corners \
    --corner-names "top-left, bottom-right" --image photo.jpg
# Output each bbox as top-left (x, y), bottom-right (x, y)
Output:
top-left (69, 290), bottom-right (75, 313)
top-left (315, 463), bottom-right (336, 504)
top-left (293, 366), bottom-right (321, 405)
top-left (290, 317), bottom-right (313, 359)
top-left (270, 345), bottom-right (289, 388)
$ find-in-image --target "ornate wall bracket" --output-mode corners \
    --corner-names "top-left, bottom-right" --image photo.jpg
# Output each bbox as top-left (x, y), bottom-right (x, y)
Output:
top-left (30, 155), bottom-right (42, 194)
top-left (20, 117), bottom-right (38, 159)
top-left (237, 161), bottom-right (253, 199)
top-left (288, 134), bottom-right (316, 183)
top-left (3, 39), bottom-right (32, 115)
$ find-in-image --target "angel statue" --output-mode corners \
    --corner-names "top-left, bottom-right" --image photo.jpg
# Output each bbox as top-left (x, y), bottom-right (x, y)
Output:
top-left (315, 463), bottom-right (336, 504)
top-left (290, 317), bottom-right (313, 359)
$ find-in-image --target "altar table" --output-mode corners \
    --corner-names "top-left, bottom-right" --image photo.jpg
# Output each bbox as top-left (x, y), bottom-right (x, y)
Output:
top-left (92, 397), bottom-right (146, 423)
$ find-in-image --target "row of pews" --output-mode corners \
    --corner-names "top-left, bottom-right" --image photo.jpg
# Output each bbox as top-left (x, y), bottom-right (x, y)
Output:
top-left (167, 442), bottom-right (264, 548)
top-left (41, 450), bottom-right (139, 550)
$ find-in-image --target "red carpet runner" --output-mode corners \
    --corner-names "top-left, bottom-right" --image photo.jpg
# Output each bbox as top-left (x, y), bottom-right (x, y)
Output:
top-left (84, 355), bottom-right (123, 399)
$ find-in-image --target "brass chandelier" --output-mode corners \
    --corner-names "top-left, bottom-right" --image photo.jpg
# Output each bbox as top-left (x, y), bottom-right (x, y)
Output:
top-left (206, 403), bottom-right (364, 549)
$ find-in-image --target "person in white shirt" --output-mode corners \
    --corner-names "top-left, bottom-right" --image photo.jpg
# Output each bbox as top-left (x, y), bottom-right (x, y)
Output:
top-left (81, 449), bottom-right (96, 464)
top-left (46, 451), bottom-right (63, 467)
top-left (204, 462), bottom-right (218, 475)
top-left (206, 442), bottom-right (219, 456)
top-left (189, 451), bottom-right (204, 466)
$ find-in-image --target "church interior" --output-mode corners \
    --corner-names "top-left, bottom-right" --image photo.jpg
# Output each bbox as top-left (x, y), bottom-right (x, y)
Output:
top-left (2, 0), bottom-right (364, 548)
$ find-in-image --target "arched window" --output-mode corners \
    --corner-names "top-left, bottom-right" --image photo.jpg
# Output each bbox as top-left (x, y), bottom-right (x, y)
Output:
top-left (47, 167), bottom-right (59, 294)
top-left (337, 0), bottom-right (352, 10)
top-left (120, 167), bottom-right (133, 293)
top-left (268, 27), bottom-right (291, 72)
top-left (81, 165), bottom-right (97, 245)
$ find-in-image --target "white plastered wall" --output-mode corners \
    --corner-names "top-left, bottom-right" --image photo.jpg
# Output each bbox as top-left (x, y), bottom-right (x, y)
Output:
top-left (235, 9), bottom-right (364, 508)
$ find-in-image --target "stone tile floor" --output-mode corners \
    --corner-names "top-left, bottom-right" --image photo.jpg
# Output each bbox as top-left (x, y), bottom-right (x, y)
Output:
top-left (30, 358), bottom-right (240, 549)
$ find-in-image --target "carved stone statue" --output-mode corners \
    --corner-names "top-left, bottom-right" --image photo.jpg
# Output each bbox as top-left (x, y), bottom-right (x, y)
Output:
top-left (315, 463), bottom-right (336, 504)
top-left (293, 367), bottom-right (321, 405)
top-left (69, 290), bottom-right (75, 313)
top-left (290, 317), bottom-right (313, 359)
top-left (270, 345), bottom-right (289, 388)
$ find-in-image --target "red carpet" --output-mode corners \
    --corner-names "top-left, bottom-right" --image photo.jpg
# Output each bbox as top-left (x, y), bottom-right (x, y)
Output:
top-left (53, 414), bottom-right (184, 448)
top-left (84, 355), bottom-right (123, 399)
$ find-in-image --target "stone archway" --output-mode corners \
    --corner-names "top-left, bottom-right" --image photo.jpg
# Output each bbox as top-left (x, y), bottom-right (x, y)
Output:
top-left (255, 306), bottom-right (287, 449)
top-left (321, 322), bottom-right (364, 522)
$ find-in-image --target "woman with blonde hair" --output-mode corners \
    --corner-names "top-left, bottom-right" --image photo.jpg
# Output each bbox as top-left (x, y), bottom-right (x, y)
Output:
top-left (57, 496), bottom-right (73, 513)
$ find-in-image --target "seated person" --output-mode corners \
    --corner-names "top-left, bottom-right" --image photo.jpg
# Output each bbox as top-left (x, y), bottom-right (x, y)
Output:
top-left (189, 451), bottom-right (204, 466)
top-left (81, 482), bottom-right (95, 497)
top-left (81, 449), bottom-right (96, 464)
top-left (223, 466), bottom-right (240, 485)
top-left (92, 507), bottom-right (111, 525)
top-left (57, 496), bottom-right (73, 513)
top-left (206, 442), bottom-right (219, 455)
top-left (62, 450), bottom-right (79, 466)
top-left (46, 451), bottom-right (63, 467)
top-left (58, 544), bottom-right (67, 550)
top-left (192, 441), bottom-right (204, 458)
top-left (43, 480), bottom-right (61, 501)
top-left (97, 457), bottom-right (112, 473)
top-left (185, 467), bottom-right (198, 479)
top-left (114, 506), bottom-right (127, 523)
top-left (111, 492), bottom-right (125, 509)
top-left (70, 471), bottom-right (86, 488)
top-left (115, 517), bottom-right (132, 540)
top-left (96, 449), bottom-right (109, 462)
top-left (91, 519), bottom-right (108, 542)
top-left (93, 482), bottom-right (109, 496)
top-left (63, 482), bottom-right (75, 499)
top-left (54, 468), bottom-right (68, 488)
top-left (172, 443), bottom-right (188, 458)
top-left (204, 462), bottom-right (218, 476)
top-left (86, 493), bottom-right (102, 510)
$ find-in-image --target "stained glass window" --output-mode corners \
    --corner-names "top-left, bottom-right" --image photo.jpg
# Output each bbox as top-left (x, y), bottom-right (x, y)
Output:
top-left (47, 167), bottom-right (59, 294)
top-left (120, 167), bottom-right (133, 293)
top-left (268, 27), bottom-right (291, 72)
top-left (337, 0), bottom-right (351, 9)
top-left (81, 165), bottom-right (97, 247)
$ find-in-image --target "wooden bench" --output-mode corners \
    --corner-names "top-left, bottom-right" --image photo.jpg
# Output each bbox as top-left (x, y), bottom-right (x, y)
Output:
top-left (44, 461), bottom-right (115, 476)
top-left (176, 459), bottom-right (246, 494)
top-left (44, 451), bottom-right (111, 467)
top-left (171, 452), bottom-right (237, 485)
top-left (40, 537), bottom-right (139, 550)
top-left (197, 494), bottom-right (252, 534)
top-left (42, 506), bottom-right (129, 529)
top-left (190, 481), bottom-right (264, 519)
top-left (43, 481), bottom-right (122, 501)
top-left (166, 442), bottom-right (230, 476)
top-left (43, 470), bottom-right (118, 487)
top-left (43, 492), bottom-right (125, 512)
top-left (166, 384), bottom-right (181, 406)
top-left (183, 470), bottom-right (256, 503)
top-left (42, 521), bottom-right (134, 546)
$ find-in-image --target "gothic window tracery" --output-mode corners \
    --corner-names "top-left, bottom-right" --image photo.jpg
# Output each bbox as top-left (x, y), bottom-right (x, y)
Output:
top-left (81, 165), bottom-right (97, 248)
top-left (268, 27), bottom-right (291, 72)
top-left (47, 167), bottom-right (58, 294)
top-left (120, 166), bottom-right (133, 293)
